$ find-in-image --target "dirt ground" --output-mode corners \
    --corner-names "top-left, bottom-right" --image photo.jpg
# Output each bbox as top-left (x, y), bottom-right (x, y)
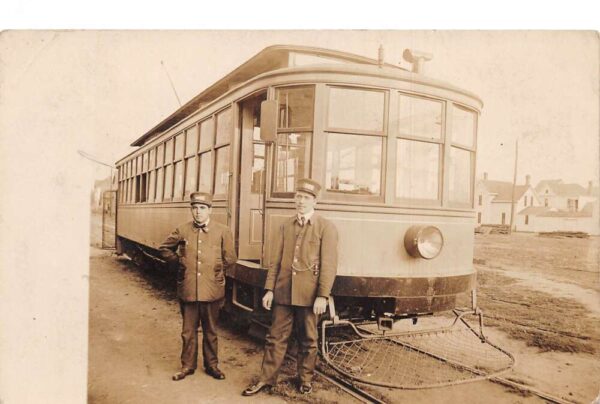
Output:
top-left (89, 215), bottom-right (600, 403)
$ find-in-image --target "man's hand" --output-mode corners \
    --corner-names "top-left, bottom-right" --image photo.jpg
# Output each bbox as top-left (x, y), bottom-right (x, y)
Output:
top-left (262, 291), bottom-right (274, 311)
top-left (313, 296), bottom-right (328, 315)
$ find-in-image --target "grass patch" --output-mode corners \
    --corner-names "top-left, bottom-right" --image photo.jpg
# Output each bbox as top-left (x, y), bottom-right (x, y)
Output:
top-left (475, 270), bottom-right (600, 354)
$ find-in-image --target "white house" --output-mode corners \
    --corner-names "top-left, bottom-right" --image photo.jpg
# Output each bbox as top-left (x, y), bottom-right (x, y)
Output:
top-left (517, 180), bottom-right (600, 235)
top-left (475, 174), bottom-right (539, 226)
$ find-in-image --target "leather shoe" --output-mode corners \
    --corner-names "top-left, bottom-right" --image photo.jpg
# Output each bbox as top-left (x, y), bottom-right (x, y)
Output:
top-left (299, 383), bottom-right (312, 394)
top-left (205, 367), bottom-right (225, 380)
top-left (172, 368), bottom-right (195, 381)
top-left (242, 381), bottom-right (271, 396)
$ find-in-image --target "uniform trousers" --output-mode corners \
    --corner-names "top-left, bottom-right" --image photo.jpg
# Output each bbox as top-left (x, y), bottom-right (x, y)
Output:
top-left (259, 303), bottom-right (318, 385)
top-left (179, 299), bottom-right (221, 370)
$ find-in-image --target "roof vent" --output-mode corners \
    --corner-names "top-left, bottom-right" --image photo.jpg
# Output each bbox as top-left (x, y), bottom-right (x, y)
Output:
top-left (403, 49), bottom-right (433, 74)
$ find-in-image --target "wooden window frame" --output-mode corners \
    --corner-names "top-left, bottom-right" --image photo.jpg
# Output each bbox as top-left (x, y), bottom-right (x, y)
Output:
top-left (322, 85), bottom-right (387, 203)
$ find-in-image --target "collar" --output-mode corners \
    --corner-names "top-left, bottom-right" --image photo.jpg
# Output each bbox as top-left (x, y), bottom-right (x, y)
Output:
top-left (193, 218), bottom-right (210, 230)
top-left (296, 210), bottom-right (315, 225)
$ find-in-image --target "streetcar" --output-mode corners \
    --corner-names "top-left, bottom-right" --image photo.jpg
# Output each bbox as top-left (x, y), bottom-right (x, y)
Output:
top-left (114, 44), bottom-right (481, 329)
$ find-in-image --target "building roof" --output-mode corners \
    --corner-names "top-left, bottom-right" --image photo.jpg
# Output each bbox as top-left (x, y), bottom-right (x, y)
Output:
top-left (518, 206), bottom-right (550, 215)
top-left (479, 180), bottom-right (530, 202)
top-left (535, 179), bottom-right (587, 197)
top-left (519, 201), bottom-right (596, 218)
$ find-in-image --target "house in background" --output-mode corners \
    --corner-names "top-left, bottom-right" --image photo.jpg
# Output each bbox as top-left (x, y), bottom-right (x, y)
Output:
top-left (91, 175), bottom-right (117, 212)
top-left (534, 179), bottom-right (591, 211)
top-left (517, 180), bottom-right (599, 235)
top-left (475, 173), bottom-right (539, 226)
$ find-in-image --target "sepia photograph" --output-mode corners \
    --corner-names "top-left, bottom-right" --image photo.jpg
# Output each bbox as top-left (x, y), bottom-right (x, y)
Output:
top-left (1, 28), bottom-right (598, 404)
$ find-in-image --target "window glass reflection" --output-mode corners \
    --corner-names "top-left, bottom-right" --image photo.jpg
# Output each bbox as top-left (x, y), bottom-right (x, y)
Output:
top-left (198, 152), bottom-right (212, 192)
top-left (325, 133), bottom-right (382, 195)
top-left (164, 164), bottom-right (173, 199)
top-left (184, 157), bottom-right (197, 197)
top-left (199, 118), bottom-right (214, 151)
top-left (216, 108), bottom-right (232, 145)
top-left (396, 139), bottom-right (439, 200)
top-left (398, 94), bottom-right (442, 139)
top-left (274, 133), bottom-right (311, 193)
top-left (328, 87), bottom-right (385, 132)
top-left (185, 127), bottom-right (198, 156)
top-left (251, 143), bottom-right (265, 194)
top-left (276, 86), bottom-right (314, 129)
top-left (173, 161), bottom-right (184, 198)
top-left (452, 106), bottom-right (475, 147)
top-left (449, 147), bottom-right (472, 203)
top-left (214, 147), bottom-right (230, 195)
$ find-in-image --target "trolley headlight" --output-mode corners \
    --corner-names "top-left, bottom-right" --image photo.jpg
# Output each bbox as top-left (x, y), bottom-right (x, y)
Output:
top-left (404, 225), bottom-right (444, 259)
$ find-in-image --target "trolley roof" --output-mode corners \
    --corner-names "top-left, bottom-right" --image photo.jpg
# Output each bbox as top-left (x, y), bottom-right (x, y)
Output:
top-left (131, 45), bottom-right (480, 148)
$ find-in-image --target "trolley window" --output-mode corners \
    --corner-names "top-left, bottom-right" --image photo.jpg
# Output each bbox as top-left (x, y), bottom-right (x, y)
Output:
top-left (185, 126), bottom-right (198, 157)
top-left (327, 87), bottom-right (385, 133)
top-left (324, 86), bottom-right (386, 200)
top-left (272, 85), bottom-right (315, 196)
top-left (165, 138), bottom-right (174, 164)
top-left (156, 168), bottom-right (164, 202)
top-left (396, 140), bottom-right (440, 200)
top-left (173, 160), bottom-right (184, 199)
top-left (156, 143), bottom-right (165, 167)
top-left (451, 105), bottom-right (475, 148)
top-left (164, 164), bottom-right (173, 200)
top-left (214, 146), bottom-right (230, 196)
top-left (199, 118), bottom-right (214, 151)
top-left (325, 133), bottom-right (383, 196)
top-left (448, 105), bottom-right (477, 205)
top-left (149, 148), bottom-right (155, 170)
top-left (215, 108), bottom-right (232, 146)
top-left (448, 145), bottom-right (472, 204)
top-left (184, 156), bottom-right (197, 197)
top-left (198, 152), bottom-right (212, 192)
top-left (395, 94), bottom-right (443, 202)
top-left (274, 133), bottom-right (311, 194)
top-left (174, 133), bottom-right (184, 161)
top-left (148, 170), bottom-right (156, 202)
top-left (277, 86), bottom-right (314, 129)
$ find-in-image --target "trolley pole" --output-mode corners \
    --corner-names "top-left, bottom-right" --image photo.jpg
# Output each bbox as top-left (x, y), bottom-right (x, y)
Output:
top-left (509, 139), bottom-right (519, 235)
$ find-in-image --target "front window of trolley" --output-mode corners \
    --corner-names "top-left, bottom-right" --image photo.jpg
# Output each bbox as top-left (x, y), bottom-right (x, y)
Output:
top-left (324, 86), bottom-right (386, 202)
top-left (272, 86), bottom-right (315, 197)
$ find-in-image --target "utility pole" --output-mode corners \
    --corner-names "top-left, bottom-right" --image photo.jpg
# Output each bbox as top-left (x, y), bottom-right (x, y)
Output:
top-left (509, 139), bottom-right (519, 235)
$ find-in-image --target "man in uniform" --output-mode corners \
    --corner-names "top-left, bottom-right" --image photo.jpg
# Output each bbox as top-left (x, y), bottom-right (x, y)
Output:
top-left (159, 192), bottom-right (237, 381)
top-left (243, 178), bottom-right (338, 396)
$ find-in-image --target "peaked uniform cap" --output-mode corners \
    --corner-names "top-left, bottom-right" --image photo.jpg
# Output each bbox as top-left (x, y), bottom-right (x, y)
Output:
top-left (190, 192), bottom-right (213, 207)
top-left (296, 178), bottom-right (322, 198)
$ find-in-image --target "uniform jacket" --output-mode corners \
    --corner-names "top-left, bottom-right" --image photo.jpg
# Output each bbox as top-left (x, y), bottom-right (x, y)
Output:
top-left (159, 220), bottom-right (237, 302)
top-left (265, 214), bottom-right (338, 307)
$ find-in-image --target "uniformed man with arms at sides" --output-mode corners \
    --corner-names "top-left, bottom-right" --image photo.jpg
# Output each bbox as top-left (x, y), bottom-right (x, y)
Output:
top-left (243, 178), bottom-right (338, 396)
top-left (159, 192), bottom-right (237, 382)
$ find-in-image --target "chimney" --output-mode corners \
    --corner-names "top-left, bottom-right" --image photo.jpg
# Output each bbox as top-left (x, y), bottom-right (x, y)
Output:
top-left (525, 175), bottom-right (531, 186)
top-left (483, 172), bottom-right (488, 180)
top-left (588, 180), bottom-right (593, 195)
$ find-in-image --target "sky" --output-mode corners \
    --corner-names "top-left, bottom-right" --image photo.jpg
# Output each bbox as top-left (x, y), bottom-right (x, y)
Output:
top-left (3, 31), bottom-right (597, 190)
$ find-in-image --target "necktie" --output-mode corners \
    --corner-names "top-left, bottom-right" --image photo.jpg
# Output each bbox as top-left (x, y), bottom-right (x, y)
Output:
top-left (300, 216), bottom-right (306, 227)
